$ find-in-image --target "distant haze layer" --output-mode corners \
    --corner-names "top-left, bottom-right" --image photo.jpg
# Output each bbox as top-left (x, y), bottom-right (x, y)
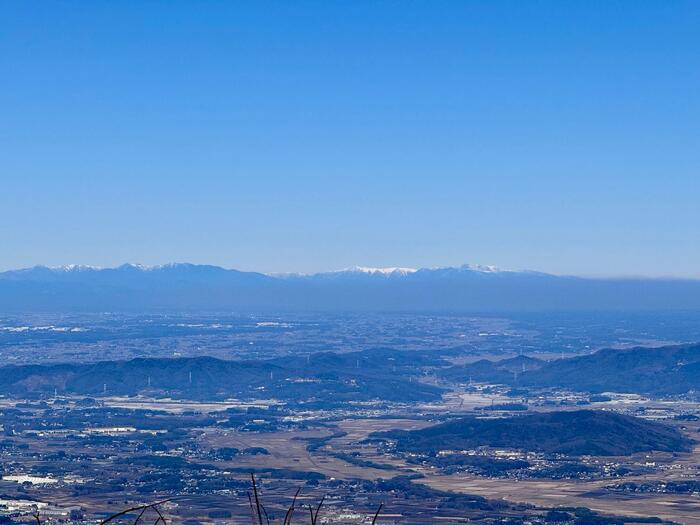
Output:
top-left (1, 263), bottom-right (699, 313)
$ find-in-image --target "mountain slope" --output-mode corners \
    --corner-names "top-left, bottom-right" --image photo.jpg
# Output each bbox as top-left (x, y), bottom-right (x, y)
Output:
top-left (375, 410), bottom-right (692, 456)
top-left (517, 344), bottom-right (700, 395)
top-left (440, 355), bottom-right (545, 383)
top-left (1, 263), bottom-right (700, 312)
top-left (440, 344), bottom-right (700, 396)
top-left (0, 349), bottom-right (444, 402)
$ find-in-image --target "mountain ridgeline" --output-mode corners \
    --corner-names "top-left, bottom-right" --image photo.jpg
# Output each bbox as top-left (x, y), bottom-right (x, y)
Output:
top-left (1, 263), bottom-right (700, 312)
top-left (0, 348), bottom-right (445, 403)
top-left (441, 343), bottom-right (700, 396)
top-left (4, 343), bottom-right (700, 401)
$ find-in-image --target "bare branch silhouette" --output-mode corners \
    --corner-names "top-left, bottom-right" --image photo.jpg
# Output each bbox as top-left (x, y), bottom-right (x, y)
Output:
top-left (308, 496), bottom-right (325, 525)
top-left (132, 506), bottom-right (148, 525)
top-left (251, 473), bottom-right (264, 525)
top-left (99, 499), bottom-right (173, 525)
top-left (247, 492), bottom-right (258, 525)
top-left (151, 503), bottom-right (168, 525)
top-left (283, 487), bottom-right (302, 525)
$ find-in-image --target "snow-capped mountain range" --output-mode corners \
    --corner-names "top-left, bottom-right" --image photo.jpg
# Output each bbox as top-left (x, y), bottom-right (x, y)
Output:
top-left (1, 263), bottom-right (699, 312)
top-left (6, 262), bottom-right (501, 278)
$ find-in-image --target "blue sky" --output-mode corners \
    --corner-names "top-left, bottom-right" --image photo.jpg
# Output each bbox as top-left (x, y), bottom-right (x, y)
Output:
top-left (1, 1), bottom-right (698, 276)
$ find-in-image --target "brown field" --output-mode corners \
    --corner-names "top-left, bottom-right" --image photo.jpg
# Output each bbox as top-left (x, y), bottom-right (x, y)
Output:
top-left (418, 474), bottom-right (700, 525)
top-left (197, 417), bottom-right (700, 525)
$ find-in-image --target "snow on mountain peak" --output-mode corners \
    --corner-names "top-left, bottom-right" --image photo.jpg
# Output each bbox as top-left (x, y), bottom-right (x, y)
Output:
top-left (343, 266), bottom-right (418, 276)
top-left (50, 264), bottom-right (102, 272)
top-left (460, 263), bottom-right (502, 273)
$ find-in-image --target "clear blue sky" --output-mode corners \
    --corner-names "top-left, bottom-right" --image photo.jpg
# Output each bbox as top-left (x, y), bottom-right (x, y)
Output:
top-left (1, 1), bottom-right (698, 276)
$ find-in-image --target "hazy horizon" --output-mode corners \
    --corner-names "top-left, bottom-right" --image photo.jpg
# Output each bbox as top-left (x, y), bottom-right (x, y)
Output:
top-left (1, 260), bottom-right (699, 280)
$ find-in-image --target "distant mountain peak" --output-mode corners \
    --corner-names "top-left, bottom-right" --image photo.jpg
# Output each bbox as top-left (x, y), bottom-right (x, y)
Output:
top-left (459, 263), bottom-right (502, 273)
top-left (116, 263), bottom-right (151, 271)
top-left (340, 266), bottom-right (418, 276)
top-left (8, 262), bottom-right (508, 277)
top-left (44, 262), bottom-right (217, 273)
top-left (1, 262), bottom-right (699, 313)
top-left (49, 264), bottom-right (102, 272)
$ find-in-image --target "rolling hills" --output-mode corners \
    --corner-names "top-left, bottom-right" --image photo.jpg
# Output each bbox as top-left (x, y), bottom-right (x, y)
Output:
top-left (0, 348), bottom-right (444, 402)
top-left (441, 343), bottom-right (700, 396)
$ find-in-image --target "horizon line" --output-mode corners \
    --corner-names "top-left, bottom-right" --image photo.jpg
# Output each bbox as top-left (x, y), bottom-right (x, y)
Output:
top-left (1, 262), bottom-right (699, 281)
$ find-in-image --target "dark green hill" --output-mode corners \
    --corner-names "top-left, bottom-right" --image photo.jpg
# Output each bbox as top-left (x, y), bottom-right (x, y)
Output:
top-left (375, 410), bottom-right (692, 456)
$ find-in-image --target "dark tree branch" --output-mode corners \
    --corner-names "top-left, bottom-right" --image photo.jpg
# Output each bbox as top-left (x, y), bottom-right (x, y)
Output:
top-left (132, 506), bottom-right (148, 525)
top-left (283, 487), bottom-right (302, 525)
top-left (100, 500), bottom-right (173, 525)
top-left (251, 473), bottom-right (264, 525)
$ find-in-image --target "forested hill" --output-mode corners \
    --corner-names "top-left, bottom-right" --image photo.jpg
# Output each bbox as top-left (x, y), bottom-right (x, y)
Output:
top-left (0, 349), bottom-right (444, 402)
top-left (518, 344), bottom-right (700, 395)
top-left (375, 410), bottom-right (692, 456)
top-left (441, 343), bottom-right (700, 396)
